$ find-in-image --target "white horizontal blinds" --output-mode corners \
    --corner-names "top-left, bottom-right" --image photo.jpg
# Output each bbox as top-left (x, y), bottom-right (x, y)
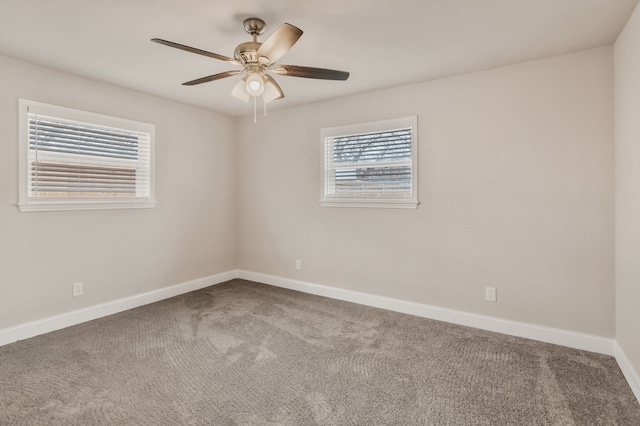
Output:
top-left (28, 112), bottom-right (151, 200)
top-left (30, 162), bottom-right (137, 196)
top-left (326, 126), bottom-right (413, 198)
top-left (29, 117), bottom-right (140, 159)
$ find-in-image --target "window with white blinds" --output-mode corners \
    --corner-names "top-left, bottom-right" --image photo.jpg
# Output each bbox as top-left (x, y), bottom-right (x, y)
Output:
top-left (321, 116), bottom-right (418, 208)
top-left (18, 99), bottom-right (155, 212)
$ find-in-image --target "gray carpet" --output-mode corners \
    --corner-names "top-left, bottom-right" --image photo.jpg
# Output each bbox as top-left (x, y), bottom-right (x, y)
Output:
top-left (1, 279), bottom-right (639, 425)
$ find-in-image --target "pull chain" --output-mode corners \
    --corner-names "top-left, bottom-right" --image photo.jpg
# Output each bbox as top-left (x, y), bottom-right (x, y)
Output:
top-left (253, 96), bottom-right (257, 124)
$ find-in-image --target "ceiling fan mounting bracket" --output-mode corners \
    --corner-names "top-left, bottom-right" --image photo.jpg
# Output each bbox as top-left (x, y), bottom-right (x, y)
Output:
top-left (243, 18), bottom-right (266, 36)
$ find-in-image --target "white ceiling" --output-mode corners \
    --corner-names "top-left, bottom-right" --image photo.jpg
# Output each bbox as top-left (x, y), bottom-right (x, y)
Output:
top-left (0, 0), bottom-right (637, 117)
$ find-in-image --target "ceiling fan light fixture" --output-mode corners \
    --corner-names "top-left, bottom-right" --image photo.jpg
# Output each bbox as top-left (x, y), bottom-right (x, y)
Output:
top-left (263, 75), bottom-right (284, 103)
top-left (245, 73), bottom-right (265, 96)
top-left (231, 77), bottom-right (250, 102)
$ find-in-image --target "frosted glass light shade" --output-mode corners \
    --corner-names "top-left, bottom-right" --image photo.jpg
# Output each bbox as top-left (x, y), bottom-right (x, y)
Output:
top-left (246, 73), bottom-right (265, 96)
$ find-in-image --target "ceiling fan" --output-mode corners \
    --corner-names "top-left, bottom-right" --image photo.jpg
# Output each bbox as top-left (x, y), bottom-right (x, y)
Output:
top-left (152, 17), bottom-right (349, 107)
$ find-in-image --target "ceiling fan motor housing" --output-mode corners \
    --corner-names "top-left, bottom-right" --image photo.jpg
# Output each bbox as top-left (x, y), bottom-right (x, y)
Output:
top-left (234, 41), bottom-right (261, 65)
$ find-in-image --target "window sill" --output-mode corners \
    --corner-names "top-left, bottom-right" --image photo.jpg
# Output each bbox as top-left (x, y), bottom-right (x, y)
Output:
top-left (17, 200), bottom-right (157, 212)
top-left (320, 200), bottom-right (419, 209)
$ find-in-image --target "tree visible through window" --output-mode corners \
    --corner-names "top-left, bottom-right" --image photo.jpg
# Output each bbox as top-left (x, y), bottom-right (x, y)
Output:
top-left (322, 116), bottom-right (418, 208)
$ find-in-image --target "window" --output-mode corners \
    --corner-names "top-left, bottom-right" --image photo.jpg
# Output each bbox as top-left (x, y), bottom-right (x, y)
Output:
top-left (18, 99), bottom-right (155, 212)
top-left (321, 116), bottom-right (418, 208)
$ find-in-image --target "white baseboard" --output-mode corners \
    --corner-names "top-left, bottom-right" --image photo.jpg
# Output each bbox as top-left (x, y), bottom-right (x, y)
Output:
top-left (2, 269), bottom-right (636, 399)
top-left (237, 270), bottom-right (615, 356)
top-left (614, 342), bottom-right (640, 403)
top-left (0, 270), bottom-right (237, 347)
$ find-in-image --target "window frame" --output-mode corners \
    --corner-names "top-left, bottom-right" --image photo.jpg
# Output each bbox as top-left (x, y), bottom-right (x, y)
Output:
top-left (320, 116), bottom-right (419, 209)
top-left (18, 99), bottom-right (156, 212)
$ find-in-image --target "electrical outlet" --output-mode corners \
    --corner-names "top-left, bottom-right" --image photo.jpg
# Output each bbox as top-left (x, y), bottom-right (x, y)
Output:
top-left (485, 287), bottom-right (497, 302)
top-left (295, 260), bottom-right (302, 270)
top-left (72, 282), bottom-right (83, 297)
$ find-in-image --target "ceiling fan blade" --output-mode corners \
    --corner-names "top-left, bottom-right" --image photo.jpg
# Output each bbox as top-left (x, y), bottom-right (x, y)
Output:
top-left (271, 65), bottom-right (349, 81)
top-left (256, 23), bottom-right (303, 64)
top-left (182, 70), bottom-right (243, 86)
top-left (151, 38), bottom-right (240, 65)
top-left (231, 77), bottom-right (250, 102)
top-left (263, 75), bottom-right (284, 103)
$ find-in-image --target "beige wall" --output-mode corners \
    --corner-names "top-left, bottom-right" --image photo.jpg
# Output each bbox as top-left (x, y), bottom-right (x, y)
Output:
top-left (0, 45), bottom-right (619, 342)
top-left (0, 55), bottom-right (237, 330)
top-left (237, 47), bottom-right (615, 337)
top-left (615, 3), bottom-right (640, 377)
